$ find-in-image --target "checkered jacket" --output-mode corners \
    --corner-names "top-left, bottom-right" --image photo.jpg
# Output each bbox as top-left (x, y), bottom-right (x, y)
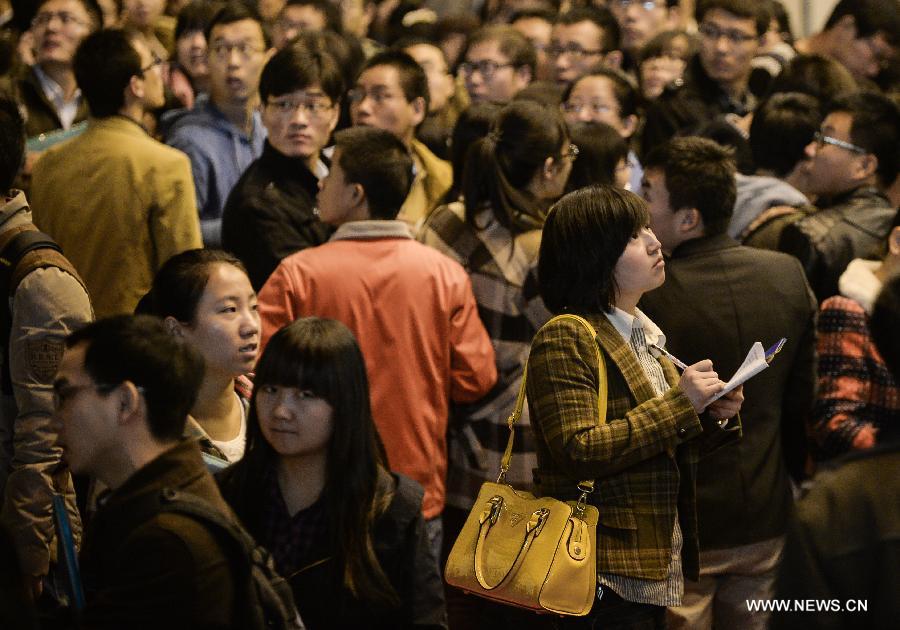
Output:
top-left (526, 313), bottom-right (740, 581)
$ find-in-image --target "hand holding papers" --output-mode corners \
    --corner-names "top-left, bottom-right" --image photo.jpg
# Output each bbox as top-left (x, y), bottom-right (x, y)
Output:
top-left (707, 338), bottom-right (787, 403)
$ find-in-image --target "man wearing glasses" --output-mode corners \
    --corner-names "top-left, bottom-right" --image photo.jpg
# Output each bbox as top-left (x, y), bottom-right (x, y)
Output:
top-left (31, 28), bottom-right (201, 319)
top-left (609, 0), bottom-right (679, 68)
top-left (642, 0), bottom-right (765, 157)
top-left (349, 50), bottom-right (452, 230)
top-left (221, 45), bottom-right (339, 291)
top-left (459, 25), bottom-right (534, 105)
top-left (17, 0), bottom-right (100, 137)
top-left (779, 92), bottom-right (900, 302)
top-left (550, 6), bottom-right (623, 88)
top-left (166, 2), bottom-right (271, 248)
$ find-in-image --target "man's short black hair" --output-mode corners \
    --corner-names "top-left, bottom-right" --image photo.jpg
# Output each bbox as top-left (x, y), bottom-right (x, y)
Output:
top-left (750, 92), bottom-right (822, 178)
top-left (174, 0), bottom-right (220, 41)
top-left (259, 44), bottom-right (344, 103)
top-left (66, 315), bottom-right (205, 442)
top-left (539, 185), bottom-right (649, 314)
top-left (74, 29), bottom-right (141, 118)
top-left (555, 7), bottom-right (621, 53)
top-left (643, 136), bottom-right (737, 236)
top-left (766, 53), bottom-right (858, 105)
top-left (358, 49), bottom-right (430, 112)
top-left (0, 93), bottom-right (25, 191)
top-left (824, 0), bottom-right (900, 47)
top-left (333, 126), bottom-right (413, 220)
top-left (830, 91), bottom-right (900, 189)
top-left (696, 0), bottom-right (769, 37)
top-left (280, 0), bottom-right (342, 34)
top-left (206, 1), bottom-right (268, 46)
top-left (871, 268), bottom-right (900, 382)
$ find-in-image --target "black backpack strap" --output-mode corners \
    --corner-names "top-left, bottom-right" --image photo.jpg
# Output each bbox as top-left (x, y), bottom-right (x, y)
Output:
top-left (0, 230), bottom-right (64, 395)
top-left (147, 488), bottom-right (303, 630)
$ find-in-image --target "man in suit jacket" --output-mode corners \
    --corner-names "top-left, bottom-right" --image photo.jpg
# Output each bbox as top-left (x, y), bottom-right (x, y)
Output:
top-left (639, 137), bottom-right (817, 630)
top-left (31, 29), bottom-right (202, 318)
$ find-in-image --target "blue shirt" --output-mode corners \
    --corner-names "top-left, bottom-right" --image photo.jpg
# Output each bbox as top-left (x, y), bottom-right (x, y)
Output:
top-left (165, 95), bottom-right (266, 247)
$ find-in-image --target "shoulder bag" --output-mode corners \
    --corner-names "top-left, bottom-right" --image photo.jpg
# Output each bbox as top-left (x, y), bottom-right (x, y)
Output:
top-left (444, 314), bottom-right (607, 616)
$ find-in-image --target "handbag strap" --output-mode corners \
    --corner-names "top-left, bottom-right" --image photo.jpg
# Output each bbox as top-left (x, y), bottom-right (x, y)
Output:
top-left (498, 314), bottom-right (608, 498)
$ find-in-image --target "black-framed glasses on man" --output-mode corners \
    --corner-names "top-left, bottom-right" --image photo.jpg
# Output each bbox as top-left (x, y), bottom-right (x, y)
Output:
top-left (210, 41), bottom-right (266, 61)
top-left (459, 60), bottom-right (515, 80)
top-left (548, 44), bottom-right (605, 59)
top-left (140, 52), bottom-right (165, 75)
top-left (612, 0), bottom-right (665, 11)
top-left (267, 98), bottom-right (335, 118)
top-left (812, 131), bottom-right (868, 155)
top-left (697, 23), bottom-right (757, 45)
top-left (31, 11), bottom-right (88, 29)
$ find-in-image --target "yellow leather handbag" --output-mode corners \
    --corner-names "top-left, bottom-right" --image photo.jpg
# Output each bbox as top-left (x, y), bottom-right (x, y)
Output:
top-left (445, 315), bottom-right (606, 616)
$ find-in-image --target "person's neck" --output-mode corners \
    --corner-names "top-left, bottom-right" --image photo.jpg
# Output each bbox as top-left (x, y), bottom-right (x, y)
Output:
top-left (215, 97), bottom-right (258, 135)
top-left (615, 294), bottom-right (640, 317)
top-left (719, 75), bottom-right (750, 100)
top-left (304, 151), bottom-right (321, 174)
top-left (117, 104), bottom-right (146, 127)
top-left (38, 62), bottom-right (78, 101)
top-left (101, 438), bottom-right (175, 491)
top-left (191, 372), bottom-right (240, 441)
top-left (874, 255), bottom-right (900, 285)
top-left (277, 452), bottom-right (327, 516)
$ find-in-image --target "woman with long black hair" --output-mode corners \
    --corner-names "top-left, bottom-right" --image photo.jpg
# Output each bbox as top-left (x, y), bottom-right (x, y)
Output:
top-left (217, 317), bottom-right (446, 629)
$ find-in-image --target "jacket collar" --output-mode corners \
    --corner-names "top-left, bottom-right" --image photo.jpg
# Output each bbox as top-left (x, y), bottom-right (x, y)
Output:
top-left (584, 313), bottom-right (669, 405)
top-left (669, 233), bottom-right (740, 259)
top-left (0, 190), bottom-right (30, 228)
top-left (258, 140), bottom-right (322, 189)
top-left (329, 220), bottom-right (413, 242)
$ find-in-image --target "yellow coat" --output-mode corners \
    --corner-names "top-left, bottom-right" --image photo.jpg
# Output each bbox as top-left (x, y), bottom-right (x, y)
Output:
top-left (31, 116), bottom-right (202, 318)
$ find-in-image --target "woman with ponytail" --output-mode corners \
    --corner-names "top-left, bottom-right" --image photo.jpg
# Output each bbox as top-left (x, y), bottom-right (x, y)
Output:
top-left (419, 98), bottom-right (574, 627)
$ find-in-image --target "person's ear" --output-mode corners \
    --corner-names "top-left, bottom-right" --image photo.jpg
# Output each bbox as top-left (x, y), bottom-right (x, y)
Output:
top-left (410, 95), bottom-right (426, 126)
top-left (127, 74), bottom-right (144, 101)
top-left (675, 207), bottom-right (700, 233)
top-left (854, 152), bottom-right (879, 182)
top-left (350, 182), bottom-right (365, 206)
top-left (888, 226), bottom-right (900, 256)
top-left (620, 114), bottom-right (638, 139)
top-left (115, 381), bottom-right (142, 425)
top-left (543, 155), bottom-right (557, 179)
top-left (603, 50), bottom-right (623, 70)
top-left (164, 315), bottom-right (185, 338)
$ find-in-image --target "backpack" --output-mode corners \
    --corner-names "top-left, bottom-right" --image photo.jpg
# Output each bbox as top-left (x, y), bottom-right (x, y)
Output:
top-left (146, 488), bottom-right (305, 630)
top-left (0, 226), bottom-right (86, 395)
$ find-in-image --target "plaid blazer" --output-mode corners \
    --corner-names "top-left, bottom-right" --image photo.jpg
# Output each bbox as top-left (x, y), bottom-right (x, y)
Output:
top-left (525, 313), bottom-right (740, 581)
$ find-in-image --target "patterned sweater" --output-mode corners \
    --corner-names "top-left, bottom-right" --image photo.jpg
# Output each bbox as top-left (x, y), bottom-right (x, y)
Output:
top-left (813, 259), bottom-right (900, 458)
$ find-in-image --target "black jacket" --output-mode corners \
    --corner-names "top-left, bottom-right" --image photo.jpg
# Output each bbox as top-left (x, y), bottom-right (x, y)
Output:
top-left (640, 234), bottom-right (818, 549)
top-left (79, 441), bottom-right (240, 629)
top-left (778, 186), bottom-right (896, 303)
top-left (221, 141), bottom-right (333, 291)
top-left (641, 55), bottom-right (758, 159)
top-left (218, 465), bottom-right (447, 629)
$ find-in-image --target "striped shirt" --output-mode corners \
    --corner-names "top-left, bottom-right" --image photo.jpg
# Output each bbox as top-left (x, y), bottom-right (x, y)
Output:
top-left (599, 307), bottom-right (684, 606)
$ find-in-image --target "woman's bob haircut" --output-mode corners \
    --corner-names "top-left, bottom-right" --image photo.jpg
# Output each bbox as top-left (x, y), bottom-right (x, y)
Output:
top-left (538, 185), bottom-right (649, 314)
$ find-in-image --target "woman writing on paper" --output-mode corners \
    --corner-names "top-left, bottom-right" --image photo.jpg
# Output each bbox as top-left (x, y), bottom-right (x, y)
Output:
top-left (526, 185), bottom-right (743, 628)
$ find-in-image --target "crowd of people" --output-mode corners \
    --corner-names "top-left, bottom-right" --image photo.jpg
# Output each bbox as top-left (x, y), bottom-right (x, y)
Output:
top-left (0, 0), bottom-right (899, 628)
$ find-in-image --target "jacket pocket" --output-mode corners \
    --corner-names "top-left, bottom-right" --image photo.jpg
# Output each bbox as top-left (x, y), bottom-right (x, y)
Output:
top-left (596, 505), bottom-right (637, 530)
